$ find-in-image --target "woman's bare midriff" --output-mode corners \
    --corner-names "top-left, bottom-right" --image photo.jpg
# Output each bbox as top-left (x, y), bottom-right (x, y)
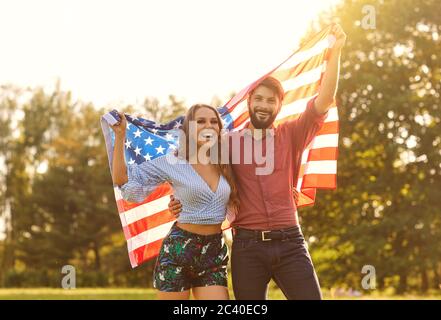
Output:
top-left (176, 222), bottom-right (223, 235)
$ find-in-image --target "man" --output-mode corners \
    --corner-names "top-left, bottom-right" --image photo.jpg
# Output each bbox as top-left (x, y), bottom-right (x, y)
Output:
top-left (169, 24), bottom-right (346, 299)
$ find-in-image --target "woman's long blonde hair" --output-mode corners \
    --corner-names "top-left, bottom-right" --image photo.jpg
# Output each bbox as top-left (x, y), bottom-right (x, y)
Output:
top-left (177, 104), bottom-right (239, 211)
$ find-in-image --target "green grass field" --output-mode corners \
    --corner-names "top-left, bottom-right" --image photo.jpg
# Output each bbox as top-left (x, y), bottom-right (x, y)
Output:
top-left (0, 288), bottom-right (439, 300)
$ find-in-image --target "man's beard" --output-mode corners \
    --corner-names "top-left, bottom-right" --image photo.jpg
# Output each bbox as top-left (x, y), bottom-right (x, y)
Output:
top-left (249, 110), bottom-right (278, 129)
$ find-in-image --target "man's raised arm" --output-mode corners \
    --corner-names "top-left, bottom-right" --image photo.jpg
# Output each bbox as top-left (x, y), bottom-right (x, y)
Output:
top-left (314, 23), bottom-right (347, 115)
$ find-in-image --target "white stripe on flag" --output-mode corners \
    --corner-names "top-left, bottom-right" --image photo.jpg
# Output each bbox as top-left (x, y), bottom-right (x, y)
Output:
top-left (301, 148), bottom-right (310, 164)
top-left (281, 63), bottom-right (326, 93)
top-left (114, 187), bottom-right (122, 201)
top-left (310, 133), bottom-right (339, 149)
top-left (229, 100), bottom-right (248, 122)
top-left (127, 220), bottom-right (175, 252)
top-left (296, 178), bottom-right (303, 190)
top-left (325, 107), bottom-right (339, 122)
top-left (304, 160), bottom-right (337, 175)
top-left (276, 96), bottom-right (314, 120)
top-left (117, 194), bottom-right (171, 227)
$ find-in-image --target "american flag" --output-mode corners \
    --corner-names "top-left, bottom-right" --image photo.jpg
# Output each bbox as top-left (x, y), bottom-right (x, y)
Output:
top-left (101, 25), bottom-right (338, 268)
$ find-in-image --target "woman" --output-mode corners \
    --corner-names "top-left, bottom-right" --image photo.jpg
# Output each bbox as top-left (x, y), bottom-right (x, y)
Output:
top-left (110, 104), bottom-right (239, 300)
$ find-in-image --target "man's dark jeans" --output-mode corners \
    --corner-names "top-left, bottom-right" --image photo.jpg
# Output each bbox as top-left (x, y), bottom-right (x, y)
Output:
top-left (231, 225), bottom-right (322, 300)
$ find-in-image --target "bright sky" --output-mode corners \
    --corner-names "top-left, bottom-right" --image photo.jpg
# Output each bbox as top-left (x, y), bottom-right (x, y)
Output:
top-left (0, 0), bottom-right (339, 108)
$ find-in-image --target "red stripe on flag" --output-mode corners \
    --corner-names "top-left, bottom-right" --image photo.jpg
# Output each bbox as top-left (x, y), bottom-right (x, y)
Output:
top-left (130, 238), bottom-right (163, 267)
top-left (297, 188), bottom-right (316, 207)
top-left (233, 110), bottom-right (250, 128)
top-left (308, 147), bottom-right (339, 161)
top-left (316, 121), bottom-right (339, 135)
top-left (125, 210), bottom-right (175, 238)
top-left (303, 173), bottom-right (337, 189)
top-left (272, 53), bottom-right (324, 84)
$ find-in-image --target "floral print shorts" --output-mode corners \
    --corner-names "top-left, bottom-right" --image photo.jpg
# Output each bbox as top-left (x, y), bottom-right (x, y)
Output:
top-left (153, 222), bottom-right (229, 292)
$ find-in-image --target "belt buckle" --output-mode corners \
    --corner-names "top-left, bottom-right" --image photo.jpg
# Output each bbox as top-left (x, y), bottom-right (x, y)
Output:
top-left (261, 230), bottom-right (271, 241)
